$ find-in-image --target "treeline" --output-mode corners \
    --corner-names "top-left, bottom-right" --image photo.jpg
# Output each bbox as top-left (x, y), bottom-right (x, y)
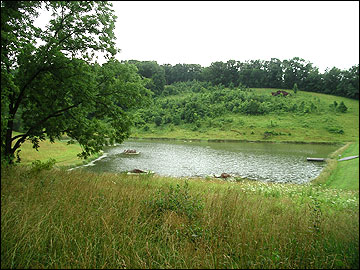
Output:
top-left (124, 58), bottom-right (359, 99)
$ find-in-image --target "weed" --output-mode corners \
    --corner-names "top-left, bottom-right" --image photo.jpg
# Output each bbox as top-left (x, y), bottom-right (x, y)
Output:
top-left (145, 181), bottom-right (204, 220)
top-left (29, 158), bottom-right (56, 174)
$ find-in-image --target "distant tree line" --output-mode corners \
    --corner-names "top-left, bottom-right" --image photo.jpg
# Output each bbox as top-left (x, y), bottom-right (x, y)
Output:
top-left (123, 58), bottom-right (359, 99)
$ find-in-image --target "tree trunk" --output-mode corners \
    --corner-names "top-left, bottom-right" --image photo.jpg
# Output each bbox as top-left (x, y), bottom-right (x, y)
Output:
top-left (4, 119), bottom-right (15, 163)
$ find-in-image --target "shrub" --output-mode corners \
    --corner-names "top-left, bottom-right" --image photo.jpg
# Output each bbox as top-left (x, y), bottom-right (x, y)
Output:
top-left (293, 83), bottom-right (299, 94)
top-left (30, 158), bottom-right (56, 174)
top-left (142, 124), bottom-right (150, 131)
top-left (336, 101), bottom-right (348, 113)
top-left (145, 181), bottom-right (204, 220)
top-left (154, 115), bottom-right (163, 126)
top-left (326, 124), bottom-right (344, 134)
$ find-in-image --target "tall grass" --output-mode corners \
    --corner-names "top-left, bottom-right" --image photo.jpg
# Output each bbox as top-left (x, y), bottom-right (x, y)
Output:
top-left (2, 165), bottom-right (358, 269)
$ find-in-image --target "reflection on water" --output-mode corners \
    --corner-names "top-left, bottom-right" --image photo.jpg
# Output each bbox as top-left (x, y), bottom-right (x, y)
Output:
top-left (79, 139), bottom-right (339, 184)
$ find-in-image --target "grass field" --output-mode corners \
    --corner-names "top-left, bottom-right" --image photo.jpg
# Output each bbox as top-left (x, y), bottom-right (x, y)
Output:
top-left (325, 141), bottom-right (359, 190)
top-left (1, 166), bottom-right (358, 269)
top-left (11, 132), bottom-right (101, 168)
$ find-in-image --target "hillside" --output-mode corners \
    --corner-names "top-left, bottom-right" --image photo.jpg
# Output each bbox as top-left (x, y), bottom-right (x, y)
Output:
top-left (130, 82), bottom-right (359, 143)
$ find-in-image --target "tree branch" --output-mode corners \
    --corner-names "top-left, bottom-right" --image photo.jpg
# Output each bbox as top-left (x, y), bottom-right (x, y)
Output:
top-left (10, 103), bottom-right (82, 153)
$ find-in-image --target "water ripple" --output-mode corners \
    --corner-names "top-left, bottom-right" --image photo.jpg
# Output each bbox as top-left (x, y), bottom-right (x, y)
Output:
top-left (81, 140), bottom-right (338, 184)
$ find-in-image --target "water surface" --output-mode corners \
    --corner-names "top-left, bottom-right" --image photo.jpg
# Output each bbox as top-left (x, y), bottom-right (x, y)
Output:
top-left (79, 139), bottom-right (339, 184)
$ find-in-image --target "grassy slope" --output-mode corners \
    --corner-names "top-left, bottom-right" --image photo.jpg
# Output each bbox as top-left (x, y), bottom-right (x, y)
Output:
top-left (1, 166), bottom-right (359, 269)
top-left (325, 141), bottom-right (359, 190)
top-left (131, 88), bottom-right (359, 143)
top-left (11, 132), bottom-right (100, 168)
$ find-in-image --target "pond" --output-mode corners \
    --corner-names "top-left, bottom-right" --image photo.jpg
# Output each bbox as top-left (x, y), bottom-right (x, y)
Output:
top-left (74, 139), bottom-right (340, 184)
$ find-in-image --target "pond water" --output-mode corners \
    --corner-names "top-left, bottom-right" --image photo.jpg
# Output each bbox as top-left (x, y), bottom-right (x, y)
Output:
top-left (75, 139), bottom-right (340, 184)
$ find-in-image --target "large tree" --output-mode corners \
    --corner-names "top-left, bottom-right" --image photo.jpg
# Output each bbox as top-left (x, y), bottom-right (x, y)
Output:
top-left (126, 60), bottom-right (166, 96)
top-left (1, 1), bottom-right (149, 162)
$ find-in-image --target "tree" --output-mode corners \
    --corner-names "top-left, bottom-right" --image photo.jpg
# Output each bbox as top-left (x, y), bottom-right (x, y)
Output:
top-left (293, 83), bottom-right (299, 94)
top-left (1, 1), bottom-right (149, 163)
top-left (337, 65), bottom-right (359, 99)
top-left (264, 58), bottom-right (284, 88)
top-left (282, 57), bottom-right (312, 90)
top-left (126, 60), bottom-right (166, 96)
top-left (322, 67), bottom-right (342, 95)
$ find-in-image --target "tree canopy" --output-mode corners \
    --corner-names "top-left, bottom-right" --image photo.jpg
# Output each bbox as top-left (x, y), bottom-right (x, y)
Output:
top-left (1, 1), bottom-right (150, 162)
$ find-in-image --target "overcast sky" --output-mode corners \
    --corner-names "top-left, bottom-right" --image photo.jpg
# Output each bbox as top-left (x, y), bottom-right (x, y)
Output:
top-left (110, 1), bottom-right (359, 72)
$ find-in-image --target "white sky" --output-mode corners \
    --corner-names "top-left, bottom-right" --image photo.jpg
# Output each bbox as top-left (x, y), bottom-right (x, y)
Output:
top-left (111, 1), bottom-right (359, 72)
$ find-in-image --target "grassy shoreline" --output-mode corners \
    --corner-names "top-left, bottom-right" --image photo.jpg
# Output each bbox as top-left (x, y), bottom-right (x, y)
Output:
top-left (10, 130), bottom-right (358, 189)
top-left (129, 135), bottom-right (342, 144)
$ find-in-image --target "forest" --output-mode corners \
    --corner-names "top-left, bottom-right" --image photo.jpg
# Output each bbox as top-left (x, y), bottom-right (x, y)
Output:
top-left (126, 58), bottom-right (359, 99)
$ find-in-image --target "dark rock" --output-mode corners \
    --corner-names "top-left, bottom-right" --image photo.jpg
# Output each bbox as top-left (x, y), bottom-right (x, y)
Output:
top-left (129, 169), bottom-right (146, 173)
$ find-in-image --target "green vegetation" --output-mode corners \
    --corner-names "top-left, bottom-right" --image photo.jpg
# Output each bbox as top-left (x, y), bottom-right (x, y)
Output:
top-left (126, 58), bottom-right (359, 100)
top-left (10, 132), bottom-right (101, 168)
top-left (325, 142), bottom-right (359, 190)
top-left (131, 84), bottom-right (359, 143)
top-left (1, 166), bottom-right (358, 269)
top-left (1, 2), bottom-right (150, 163)
top-left (1, 2), bottom-right (358, 269)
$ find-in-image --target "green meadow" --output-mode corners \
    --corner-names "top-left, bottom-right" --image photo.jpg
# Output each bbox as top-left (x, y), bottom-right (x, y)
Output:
top-left (10, 133), bottom-right (102, 169)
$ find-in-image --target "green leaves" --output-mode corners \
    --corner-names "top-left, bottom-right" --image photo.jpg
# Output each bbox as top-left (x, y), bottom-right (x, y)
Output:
top-left (1, 1), bottom-right (149, 162)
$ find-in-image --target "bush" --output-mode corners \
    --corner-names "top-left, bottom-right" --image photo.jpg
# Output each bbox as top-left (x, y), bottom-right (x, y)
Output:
top-left (336, 101), bottom-right (348, 113)
top-left (30, 158), bottom-right (56, 174)
top-left (326, 126), bottom-right (344, 134)
top-left (142, 124), bottom-right (150, 131)
top-left (145, 181), bottom-right (204, 220)
top-left (154, 115), bottom-right (163, 126)
top-left (293, 83), bottom-right (299, 94)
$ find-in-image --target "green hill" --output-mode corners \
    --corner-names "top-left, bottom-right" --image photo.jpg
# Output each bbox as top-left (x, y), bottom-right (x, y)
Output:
top-left (130, 82), bottom-right (359, 144)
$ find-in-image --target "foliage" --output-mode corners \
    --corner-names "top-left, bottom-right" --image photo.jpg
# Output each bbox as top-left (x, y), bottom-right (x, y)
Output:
top-left (337, 101), bottom-right (348, 113)
top-left (29, 158), bottom-right (56, 174)
top-left (145, 181), bottom-right (204, 220)
top-left (135, 58), bottom-right (358, 100)
top-left (131, 81), bottom-right (348, 129)
top-left (293, 82), bottom-right (299, 94)
top-left (126, 60), bottom-right (166, 96)
top-left (1, 1), bottom-right (150, 162)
